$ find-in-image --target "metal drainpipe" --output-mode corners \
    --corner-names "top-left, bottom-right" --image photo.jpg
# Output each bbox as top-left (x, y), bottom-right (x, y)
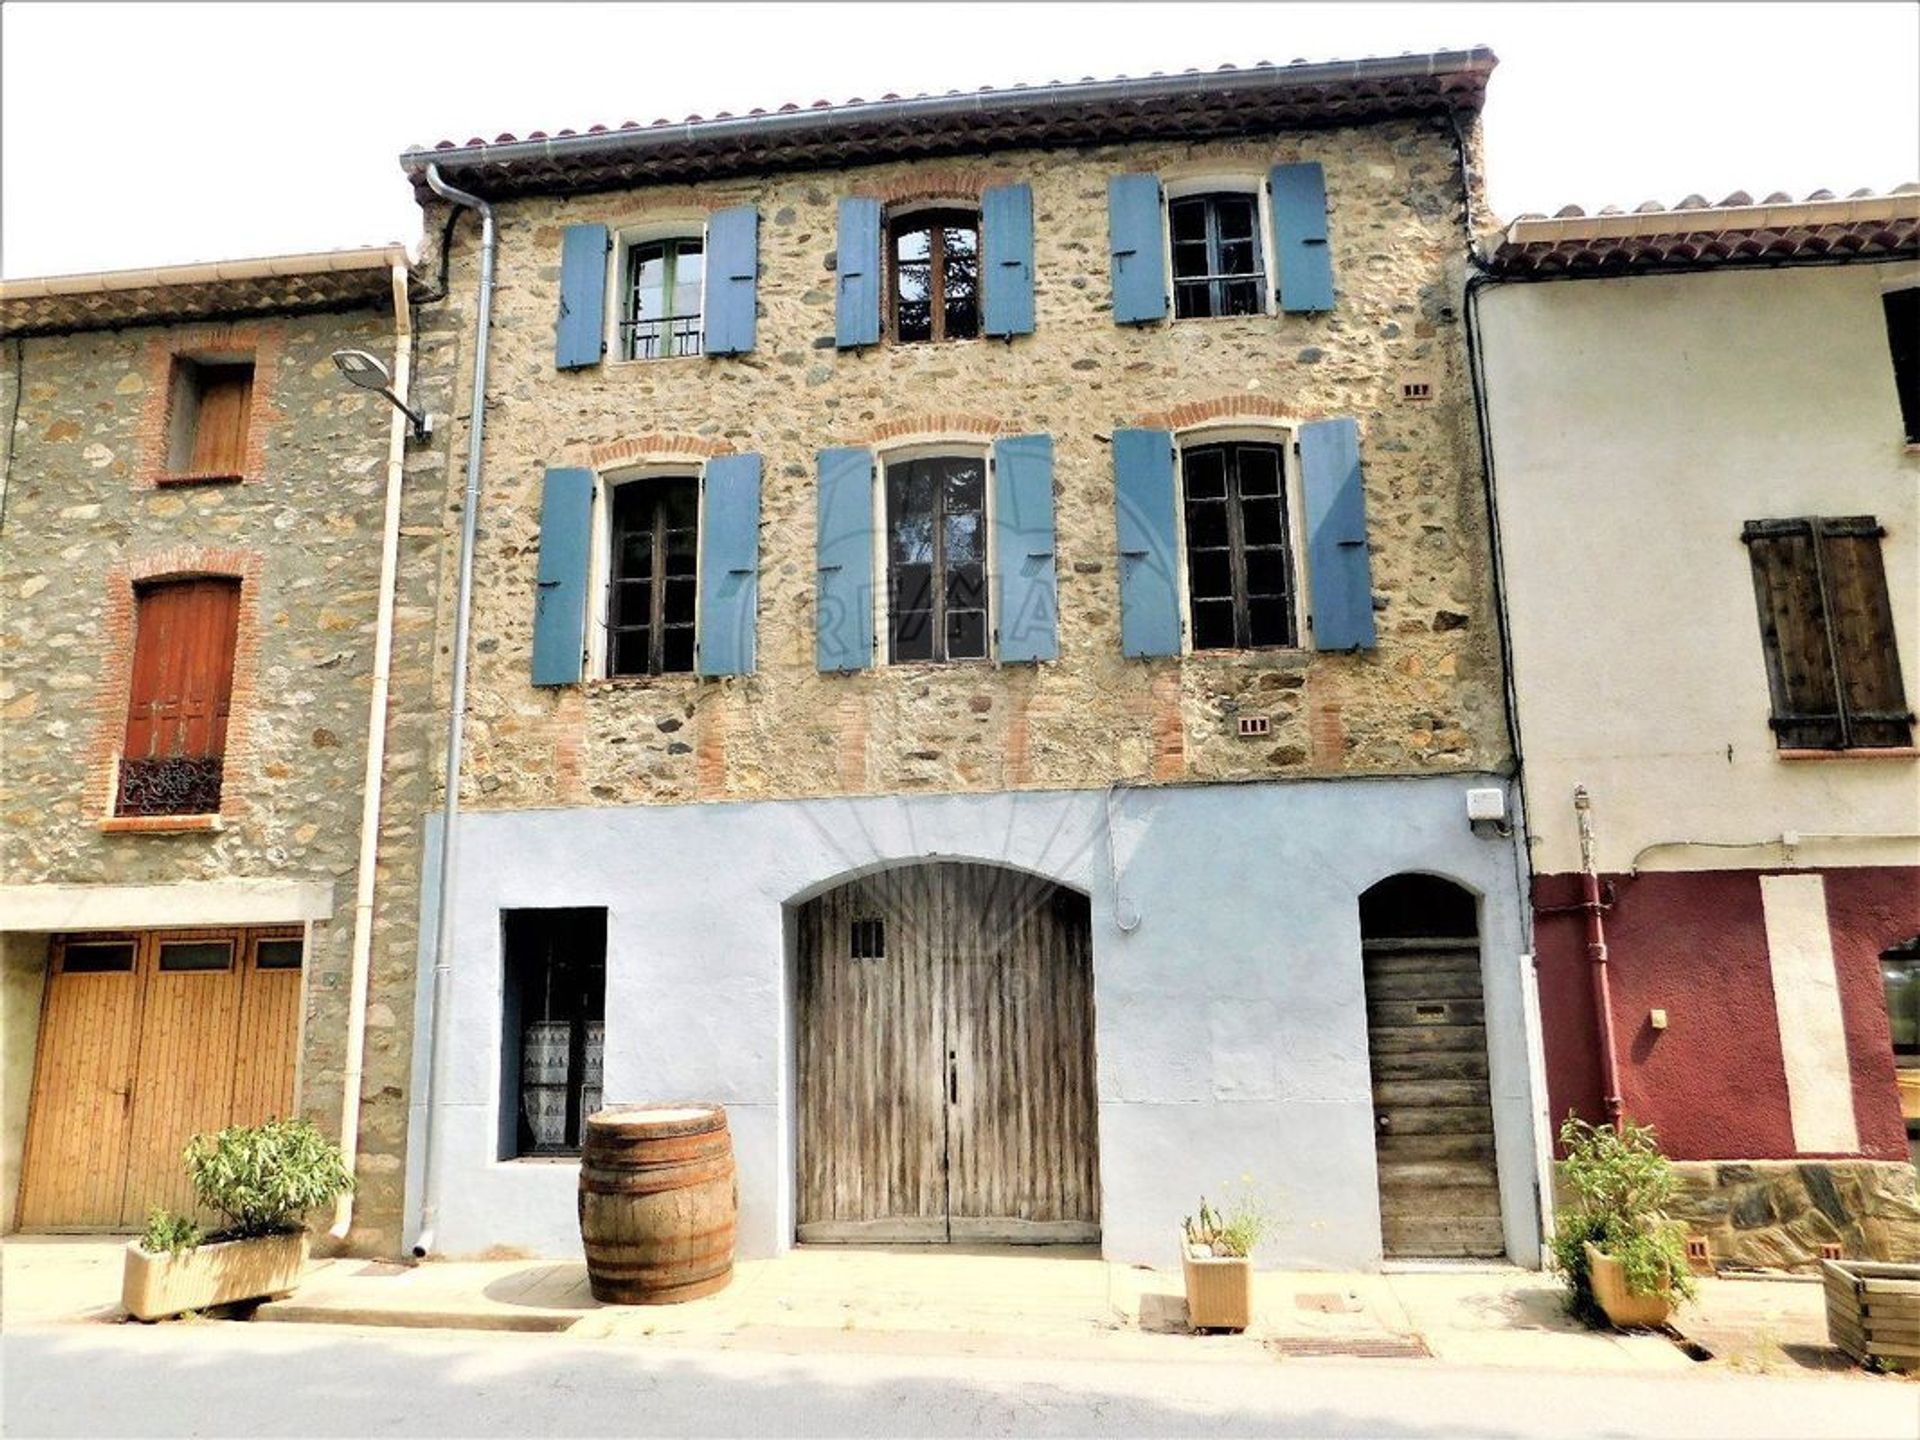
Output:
top-left (412, 164), bottom-right (495, 1257)
top-left (329, 260), bottom-right (414, 1241)
top-left (1573, 786), bottom-right (1626, 1133)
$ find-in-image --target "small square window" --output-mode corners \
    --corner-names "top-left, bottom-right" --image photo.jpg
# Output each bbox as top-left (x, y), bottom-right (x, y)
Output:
top-left (256, 939), bottom-right (304, 970)
top-left (851, 917), bottom-right (886, 960)
top-left (165, 357), bottom-right (254, 479)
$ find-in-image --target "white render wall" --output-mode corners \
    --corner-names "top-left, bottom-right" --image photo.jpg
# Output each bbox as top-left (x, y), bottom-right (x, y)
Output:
top-left (1479, 261), bottom-right (1920, 877)
top-left (402, 777), bottom-right (1541, 1270)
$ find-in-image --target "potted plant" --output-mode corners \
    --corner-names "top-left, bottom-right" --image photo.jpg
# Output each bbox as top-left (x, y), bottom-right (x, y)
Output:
top-left (1549, 1115), bottom-right (1696, 1330)
top-left (1181, 1186), bottom-right (1273, 1332)
top-left (122, 1117), bottom-right (352, 1322)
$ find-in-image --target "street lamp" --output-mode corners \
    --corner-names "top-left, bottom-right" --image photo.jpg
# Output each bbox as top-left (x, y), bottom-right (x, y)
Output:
top-left (329, 349), bottom-right (432, 441)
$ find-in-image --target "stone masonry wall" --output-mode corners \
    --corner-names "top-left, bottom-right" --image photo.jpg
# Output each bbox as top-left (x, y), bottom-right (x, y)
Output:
top-left (413, 114), bottom-right (1507, 812)
top-left (0, 304), bottom-right (438, 1253)
top-left (1669, 1160), bottom-right (1920, 1270)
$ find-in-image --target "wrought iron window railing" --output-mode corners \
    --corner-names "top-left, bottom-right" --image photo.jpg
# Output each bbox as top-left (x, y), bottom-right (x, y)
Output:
top-left (117, 755), bottom-right (223, 816)
top-left (619, 314), bottom-right (703, 362)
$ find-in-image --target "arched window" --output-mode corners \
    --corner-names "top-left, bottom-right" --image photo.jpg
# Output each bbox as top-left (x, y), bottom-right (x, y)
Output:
top-left (1179, 437), bottom-right (1299, 651)
top-left (889, 208), bottom-right (980, 344)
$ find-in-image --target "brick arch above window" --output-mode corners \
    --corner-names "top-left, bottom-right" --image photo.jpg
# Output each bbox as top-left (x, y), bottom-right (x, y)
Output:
top-left (89, 548), bottom-right (264, 829)
top-left (857, 412), bottom-right (1009, 449)
top-left (587, 433), bottom-right (736, 471)
top-left (870, 169), bottom-right (990, 207)
top-left (1131, 396), bottom-right (1307, 432)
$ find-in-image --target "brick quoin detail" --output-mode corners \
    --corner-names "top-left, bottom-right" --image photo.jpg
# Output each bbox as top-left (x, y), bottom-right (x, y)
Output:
top-left (835, 693), bottom-right (868, 793)
top-left (135, 321), bottom-right (285, 488)
top-left (87, 547), bottom-right (265, 824)
top-left (696, 703), bottom-right (728, 798)
top-left (1132, 395), bottom-right (1310, 431)
top-left (589, 433), bottom-right (737, 470)
top-left (1310, 701), bottom-right (1347, 767)
top-left (859, 413), bottom-right (1008, 448)
top-left (1151, 671), bottom-right (1185, 781)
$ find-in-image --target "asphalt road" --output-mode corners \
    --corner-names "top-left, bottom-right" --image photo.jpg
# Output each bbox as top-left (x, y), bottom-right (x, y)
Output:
top-left (3, 1322), bottom-right (1915, 1438)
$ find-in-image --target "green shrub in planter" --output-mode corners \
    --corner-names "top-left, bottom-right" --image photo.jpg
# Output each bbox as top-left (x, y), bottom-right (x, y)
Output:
top-left (1549, 1115), bottom-right (1696, 1326)
top-left (184, 1117), bottom-right (352, 1241)
top-left (139, 1207), bottom-right (203, 1258)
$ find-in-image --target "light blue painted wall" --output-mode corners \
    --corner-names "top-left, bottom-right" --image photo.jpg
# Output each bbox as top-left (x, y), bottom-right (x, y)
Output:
top-left (404, 776), bottom-right (1541, 1270)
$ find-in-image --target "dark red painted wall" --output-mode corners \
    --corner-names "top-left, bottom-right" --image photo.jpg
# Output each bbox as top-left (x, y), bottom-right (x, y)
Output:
top-left (1535, 866), bottom-right (1915, 1161)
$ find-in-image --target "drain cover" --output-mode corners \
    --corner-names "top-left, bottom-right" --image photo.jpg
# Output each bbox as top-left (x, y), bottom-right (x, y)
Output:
top-left (1269, 1336), bottom-right (1430, 1359)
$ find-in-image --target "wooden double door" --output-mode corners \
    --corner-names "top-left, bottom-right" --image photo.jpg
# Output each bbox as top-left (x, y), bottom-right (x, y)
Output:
top-left (16, 927), bottom-right (303, 1230)
top-left (796, 863), bottom-right (1100, 1243)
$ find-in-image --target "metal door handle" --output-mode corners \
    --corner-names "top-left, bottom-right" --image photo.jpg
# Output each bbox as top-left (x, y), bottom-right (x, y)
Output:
top-left (1376, 1112), bottom-right (1391, 1131)
top-left (948, 1049), bottom-right (958, 1106)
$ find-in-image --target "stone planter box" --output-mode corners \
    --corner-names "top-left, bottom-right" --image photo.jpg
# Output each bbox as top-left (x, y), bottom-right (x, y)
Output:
top-left (1584, 1242), bottom-right (1674, 1329)
top-left (122, 1231), bottom-right (309, 1321)
top-left (1822, 1259), bottom-right (1920, 1369)
top-left (1182, 1245), bottom-right (1253, 1332)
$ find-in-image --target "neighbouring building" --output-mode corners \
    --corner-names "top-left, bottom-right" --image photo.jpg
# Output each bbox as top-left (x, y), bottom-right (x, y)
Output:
top-left (0, 249), bottom-right (445, 1255)
top-left (395, 50), bottom-right (1550, 1269)
top-left (1476, 189), bottom-right (1920, 1266)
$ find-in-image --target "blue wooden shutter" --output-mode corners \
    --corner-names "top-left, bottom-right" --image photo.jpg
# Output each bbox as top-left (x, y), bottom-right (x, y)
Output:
top-left (1299, 417), bottom-right (1376, 650)
top-left (1107, 174), bottom-right (1166, 325)
top-left (992, 434), bottom-right (1057, 662)
top-left (1270, 163), bottom-right (1335, 314)
top-left (1112, 429), bottom-right (1181, 657)
top-left (816, 447), bottom-right (875, 671)
top-left (555, 224), bottom-right (608, 369)
top-left (531, 467), bottom-right (594, 685)
top-left (704, 205), bottom-right (758, 356)
top-left (982, 182), bottom-right (1036, 338)
top-left (697, 453), bottom-right (761, 677)
top-left (835, 198), bottom-right (883, 349)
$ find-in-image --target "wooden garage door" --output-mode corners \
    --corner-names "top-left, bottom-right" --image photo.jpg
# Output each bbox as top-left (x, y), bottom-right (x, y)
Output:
top-left (1363, 937), bottom-right (1505, 1258)
top-left (796, 863), bottom-right (1099, 1243)
top-left (15, 927), bottom-right (303, 1230)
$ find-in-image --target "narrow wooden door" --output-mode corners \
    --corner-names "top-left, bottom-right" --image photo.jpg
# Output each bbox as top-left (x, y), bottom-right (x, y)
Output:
top-left (796, 870), bottom-right (949, 1241)
top-left (1364, 938), bottom-right (1505, 1258)
top-left (946, 872), bottom-right (1100, 1242)
top-left (122, 931), bottom-right (247, 1221)
top-left (796, 863), bottom-right (1099, 1243)
top-left (15, 937), bottom-right (147, 1228)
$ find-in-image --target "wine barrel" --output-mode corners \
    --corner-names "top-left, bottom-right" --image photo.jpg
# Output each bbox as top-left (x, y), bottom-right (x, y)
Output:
top-left (578, 1103), bottom-right (737, 1304)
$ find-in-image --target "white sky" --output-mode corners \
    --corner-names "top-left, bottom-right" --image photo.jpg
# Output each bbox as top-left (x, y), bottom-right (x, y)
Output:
top-left (3, 1), bottom-right (1916, 279)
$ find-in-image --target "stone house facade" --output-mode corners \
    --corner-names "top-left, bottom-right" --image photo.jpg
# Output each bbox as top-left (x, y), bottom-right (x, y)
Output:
top-left (396, 52), bottom-right (1549, 1269)
top-left (0, 250), bottom-right (444, 1255)
top-left (1477, 192), bottom-right (1920, 1265)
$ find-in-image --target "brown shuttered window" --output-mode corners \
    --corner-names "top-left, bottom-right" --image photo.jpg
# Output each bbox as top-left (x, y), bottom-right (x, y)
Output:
top-left (118, 577), bottom-right (242, 815)
top-left (166, 359), bottom-right (254, 479)
top-left (1744, 516), bottom-right (1912, 750)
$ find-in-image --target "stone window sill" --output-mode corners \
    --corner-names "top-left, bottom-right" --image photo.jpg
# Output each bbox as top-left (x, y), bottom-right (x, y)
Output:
top-left (100, 813), bottom-right (223, 834)
top-left (1777, 747), bottom-right (1920, 762)
top-left (153, 471), bottom-right (247, 487)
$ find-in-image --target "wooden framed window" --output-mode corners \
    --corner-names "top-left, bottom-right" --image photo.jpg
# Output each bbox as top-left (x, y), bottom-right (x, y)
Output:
top-left (605, 477), bottom-right (698, 677)
top-left (885, 453), bottom-right (988, 663)
top-left (118, 577), bottom-right (241, 816)
top-left (500, 908), bottom-right (607, 1159)
top-left (889, 209), bottom-right (981, 344)
top-left (1885, 287), bottom-right (1920, 444)
top-left (620, 236), bottom-right (704, 360)
top-left (1744, 516), bottom-right (1912, 749)
top-left (1884, 936), bottom-right (1920, 1065)
top-left (1169, 193), bottom-right (1265, 319)
top-left (1181, 441), bottom-right (1298, 650)
top-left (164, 357), bottom-right (254, 479)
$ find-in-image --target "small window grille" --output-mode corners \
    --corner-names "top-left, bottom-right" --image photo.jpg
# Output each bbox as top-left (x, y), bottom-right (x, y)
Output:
top-left (1399, 378), bottom-right (1434, 402)
top-left (1237, 715), bottom-right (1271, 738)
top-left (850, 917), bottom-right (886, 960)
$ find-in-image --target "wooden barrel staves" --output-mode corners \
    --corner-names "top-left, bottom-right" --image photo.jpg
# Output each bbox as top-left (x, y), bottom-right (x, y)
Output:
top-left (578, 1103), bottom-right (737, 1304)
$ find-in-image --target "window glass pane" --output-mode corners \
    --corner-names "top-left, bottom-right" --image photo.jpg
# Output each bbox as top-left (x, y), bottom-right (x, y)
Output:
top-left (1186, 500), bottom-right (1229, 550)
top-left (943, 224), bottom-right (980, 340)
top-left (1184, 450), bottom-right (1227, 499)
top-left (1237, 448), bottom-right (1281, 495)
top-left (612, 628), bottom-right (651, 676)
top-left (1191, 600), bottom-right (1236, 651)
top-left (946, 561), bottom-right (985, 611)
top-left (671, 241), bottom-right (704, 315)
top-left (1885, 957), bottom-right (1920, 1055)
top-left (1188, 549), bottom-right (1233, 602)
top-left (159, 941), bottom-right (233, 972)
top-left (62, 942), bottom-right (136, 974)
top-left (256, 939), bottom-right (304, 971)
top-left (1244, 547), bottom-right (1291, 598)
top-left (893, 562), bottom-right (934, 617)
top-left (662, 627), bottom-right (695, 675)
top-left (1214, 195), bottom-right (1256, 240)
top-left (892, 606), bottom-right (935, 662)
top-left (1217, 238), bottom-right (1256, 278)
top-left (663, 574), bottom-right (698, 625)
top-left (888, 464), bottom-right (937, 564)
top-left (1242, 498), bottom-right (1287, 549)
top-left (895, 227), bottom-right (932, 263)
top-left (1170, 199), bottom-right (1207, 243)
top-left (1221, 280), bottom-right (1262, 316)
top-left (947, 608), bottom-right (987, 659)
top-left (1248, 595), bottom-right (1293, 648)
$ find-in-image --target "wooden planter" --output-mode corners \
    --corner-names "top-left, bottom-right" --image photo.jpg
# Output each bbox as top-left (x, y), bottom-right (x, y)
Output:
top-left (1822, 1259), bottom-right (1920, 1369)
top-left (1584, 1242), bottom-right (1674, 1329)
top-left (122, 1231), bottom-right (309, 1321)
top-left (1182, 1246), bottom-right (1253, 1332)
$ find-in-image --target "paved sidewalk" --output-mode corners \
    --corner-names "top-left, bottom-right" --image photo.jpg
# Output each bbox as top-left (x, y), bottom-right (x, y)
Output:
top-left (0, 1234), bottom-right (1889, 1381)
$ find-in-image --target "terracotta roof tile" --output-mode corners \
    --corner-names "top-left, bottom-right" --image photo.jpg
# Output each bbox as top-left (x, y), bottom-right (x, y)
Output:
top-left (1488, 186), bottom-right (1920, 277)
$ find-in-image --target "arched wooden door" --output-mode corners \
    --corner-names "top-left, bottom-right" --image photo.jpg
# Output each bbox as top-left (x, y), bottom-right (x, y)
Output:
top-left (1361, 875), bottom-right (1505, 1258)
top-left (795, 863), bottom-right (1099, 1243)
